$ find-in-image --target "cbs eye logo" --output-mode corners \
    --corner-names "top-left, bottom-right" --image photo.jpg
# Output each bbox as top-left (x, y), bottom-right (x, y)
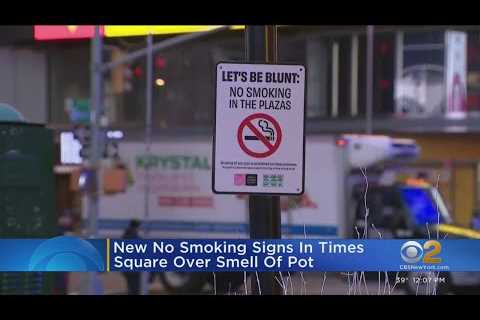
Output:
top-left (400, 240), bottom-right (442, 264)
top-left (28, 236), bottom-right (105, 272)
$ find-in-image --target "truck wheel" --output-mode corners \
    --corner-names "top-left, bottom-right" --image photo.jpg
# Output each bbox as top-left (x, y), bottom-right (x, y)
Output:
top-left (159, 272), bottom-right (207, 294)
top-left (404, 272), bottom-right (450, 295)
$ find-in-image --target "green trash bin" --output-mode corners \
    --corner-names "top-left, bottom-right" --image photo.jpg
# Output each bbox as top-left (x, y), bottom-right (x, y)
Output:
top-left (0, 116), bottom-right (57, 294)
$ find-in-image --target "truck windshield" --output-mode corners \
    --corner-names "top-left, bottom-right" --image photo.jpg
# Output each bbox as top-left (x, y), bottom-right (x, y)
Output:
top-left (400, 186), bottom-right (452, 226)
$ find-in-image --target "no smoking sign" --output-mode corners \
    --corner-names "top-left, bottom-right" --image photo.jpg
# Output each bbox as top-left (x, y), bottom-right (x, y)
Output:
top-left (237, 113), bottom-right (282, 158)
top-left (213, 62), bottom-right (306, 195)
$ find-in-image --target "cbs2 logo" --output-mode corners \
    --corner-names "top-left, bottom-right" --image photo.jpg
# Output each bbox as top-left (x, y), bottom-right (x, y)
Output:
top-left (400, 240), bottom-right (442, 264)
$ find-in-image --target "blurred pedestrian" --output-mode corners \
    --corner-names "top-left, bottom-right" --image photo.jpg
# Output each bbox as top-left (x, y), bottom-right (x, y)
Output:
top-left (122, 219), bottom-right (142, 295)
top-left (472, 210), bottom-right (480, 230)
top-left (54, 211), bottom-right (75, 294)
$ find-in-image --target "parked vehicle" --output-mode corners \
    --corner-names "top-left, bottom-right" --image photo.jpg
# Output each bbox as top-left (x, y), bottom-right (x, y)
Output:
top-left (352, 178), bottom-right (480, 294)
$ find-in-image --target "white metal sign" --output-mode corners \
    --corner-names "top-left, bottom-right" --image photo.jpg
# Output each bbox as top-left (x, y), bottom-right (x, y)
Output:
top-left (213, 62), bottom-right (306, 195)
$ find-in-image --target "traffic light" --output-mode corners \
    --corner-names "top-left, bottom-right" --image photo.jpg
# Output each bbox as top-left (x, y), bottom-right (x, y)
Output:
top-left (375, 38), bottom-right (395, 113)
top-left (111, 47), bottom-right (146, 94)
top-left (133, 65), bottom-right (143, 78)
top-left (377, 40), bottom-right (393, 91)
top-left (155, 56), bottom-right (166, 69)
top-left (113, 54), bottom-right (166, 93)
top-left (154, 55), bottom-right (166, 87)
top-left (111, 48), bottom-right (128, 94)
top-left (124, 64), bottom-right (144, 92)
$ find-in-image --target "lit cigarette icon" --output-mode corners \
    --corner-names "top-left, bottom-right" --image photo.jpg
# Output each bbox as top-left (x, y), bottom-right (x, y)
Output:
top-left (244, 120), bottom-right (275, 141)
top-left (244, 135), bottom-right (274, 141)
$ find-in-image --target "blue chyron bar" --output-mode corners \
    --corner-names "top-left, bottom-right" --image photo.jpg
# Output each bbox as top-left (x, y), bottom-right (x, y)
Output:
top-left (1, 238), bottom-right (480, 273)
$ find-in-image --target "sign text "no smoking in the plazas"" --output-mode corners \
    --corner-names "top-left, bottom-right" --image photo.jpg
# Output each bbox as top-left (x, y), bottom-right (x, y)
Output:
top-left (213, 62), bottom-right (306, 195)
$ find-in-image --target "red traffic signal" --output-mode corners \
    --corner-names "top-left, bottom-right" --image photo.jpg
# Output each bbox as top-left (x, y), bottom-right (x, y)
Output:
top-left (155, 56), bottom-right (166, 69)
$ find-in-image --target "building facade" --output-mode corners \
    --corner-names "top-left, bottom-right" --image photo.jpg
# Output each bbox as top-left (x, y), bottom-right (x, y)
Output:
top-left (2, 25), bottom-right (480, 227)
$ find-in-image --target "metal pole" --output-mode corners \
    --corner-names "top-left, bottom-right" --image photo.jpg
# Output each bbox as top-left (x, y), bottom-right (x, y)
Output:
top-left (140, 33), bottom-right (154, 296)
top-left (366, 25), bottom-right (374, 134)
top-left (246, 25), bottom-right (282, 295)
top-left (87, 25), bottom-right (103, 295)
top-left (145, 33), bottom-right (153, 239)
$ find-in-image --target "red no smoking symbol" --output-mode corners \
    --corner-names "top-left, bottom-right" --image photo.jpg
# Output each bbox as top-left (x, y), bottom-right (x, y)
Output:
top-left (237, 113), bottom-right (282, 158)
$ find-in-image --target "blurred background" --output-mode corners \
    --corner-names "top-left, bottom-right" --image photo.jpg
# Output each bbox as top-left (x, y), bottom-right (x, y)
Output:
top-left (1, 25), bottom-right (480, 295)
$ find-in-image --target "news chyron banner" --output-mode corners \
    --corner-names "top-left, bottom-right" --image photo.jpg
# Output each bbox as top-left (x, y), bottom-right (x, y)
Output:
top-left (2, 236), bottom-right (480, 272)
top-left (213, 63), bottom-right (306, 195)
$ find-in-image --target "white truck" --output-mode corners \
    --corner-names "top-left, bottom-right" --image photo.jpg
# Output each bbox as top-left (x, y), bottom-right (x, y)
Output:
top-left (98, 134), bottom-right (420, 239)
top-left (97, 134), bottom-right (427, 293)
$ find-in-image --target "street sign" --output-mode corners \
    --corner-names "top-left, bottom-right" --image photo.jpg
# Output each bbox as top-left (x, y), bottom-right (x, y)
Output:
top-left (213, 62), bottom-right (306, 195)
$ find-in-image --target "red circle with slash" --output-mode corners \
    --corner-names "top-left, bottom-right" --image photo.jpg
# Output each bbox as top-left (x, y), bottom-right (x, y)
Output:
top-left (237, 113), bottom-right (282, 158)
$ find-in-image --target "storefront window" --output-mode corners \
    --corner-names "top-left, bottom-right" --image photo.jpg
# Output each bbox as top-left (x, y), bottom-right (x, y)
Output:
top-left (46, 27), bottom-right (480, 128)
top-left (301, 30), bottom-right (396, 119)
top-left (395, 31), bottom-right (446, 118)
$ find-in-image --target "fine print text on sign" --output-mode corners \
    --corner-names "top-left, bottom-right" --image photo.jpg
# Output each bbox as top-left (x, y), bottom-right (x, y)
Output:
top-left (213, 62), bottom-right (306, 195)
